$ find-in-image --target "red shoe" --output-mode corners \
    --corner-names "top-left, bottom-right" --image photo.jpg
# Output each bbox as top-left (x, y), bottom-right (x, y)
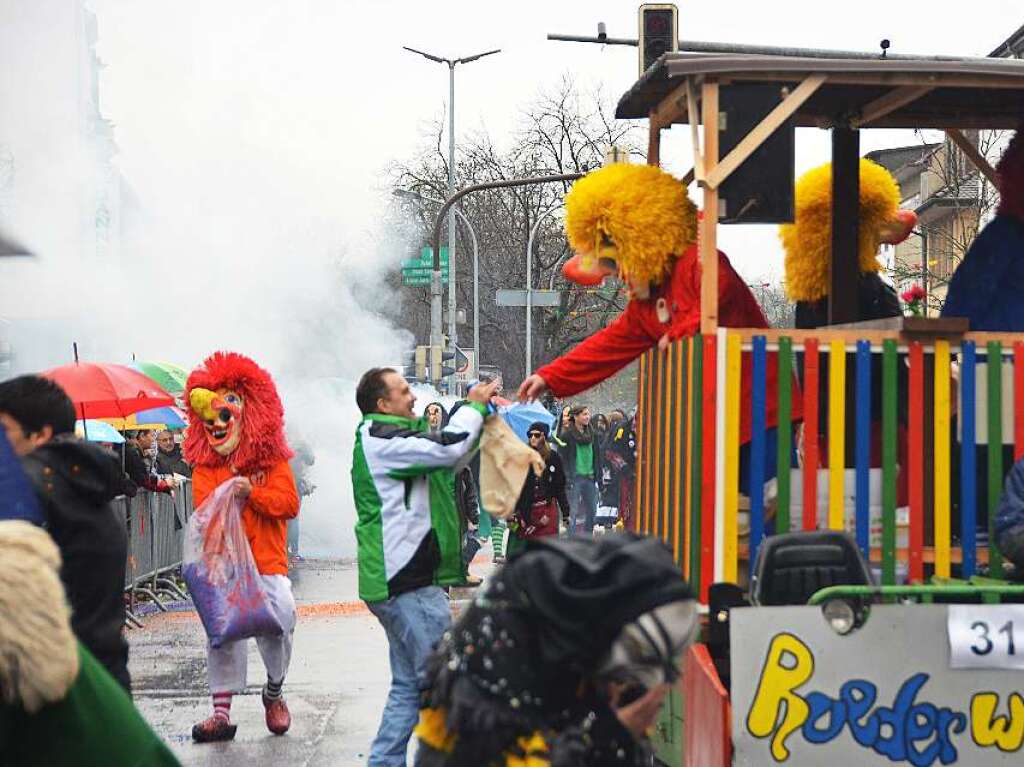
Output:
top-left (192, 715), bottom-right (237, 743)
top-left (262, 692), bottom-right (291, 735)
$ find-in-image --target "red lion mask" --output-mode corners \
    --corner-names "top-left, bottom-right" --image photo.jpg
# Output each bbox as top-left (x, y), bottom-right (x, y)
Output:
top-left (997, 126), bottom-right (1024, 221)
top-left (183, 351), bottom-right (292, 474)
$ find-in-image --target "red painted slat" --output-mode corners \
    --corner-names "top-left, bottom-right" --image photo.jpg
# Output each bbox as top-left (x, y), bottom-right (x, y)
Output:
top-left (701, 336), bottom-right (717, 603)
top-left (1015, 342), bottom-right (1024, 462)
top-left (683, 644), bottom-right (731, 767)
top-left (802, 339), bottom-right (819, 531)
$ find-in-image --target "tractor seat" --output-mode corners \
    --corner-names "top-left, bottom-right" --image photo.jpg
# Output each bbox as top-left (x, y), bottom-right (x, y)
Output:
top-left (751, 531), bottom-right (873, 606)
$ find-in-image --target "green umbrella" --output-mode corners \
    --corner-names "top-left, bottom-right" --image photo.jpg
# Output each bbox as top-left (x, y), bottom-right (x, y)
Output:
top-left (132, 361), bottom-right (188, 396)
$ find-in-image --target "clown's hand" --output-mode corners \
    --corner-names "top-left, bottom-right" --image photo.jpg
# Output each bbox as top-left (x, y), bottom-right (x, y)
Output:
top-left (658, 333), bottom-right (670, 352)
top-left (517, 374), bottom-right (548, 403)
top-left (234, 476), bottom-right (253, 499)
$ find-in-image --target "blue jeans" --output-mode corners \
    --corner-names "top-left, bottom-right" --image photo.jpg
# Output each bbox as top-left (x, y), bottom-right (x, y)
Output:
top-left (366, 586), bottom-right (451, 766)
top-left (570, 475), bottom-right (599, 534)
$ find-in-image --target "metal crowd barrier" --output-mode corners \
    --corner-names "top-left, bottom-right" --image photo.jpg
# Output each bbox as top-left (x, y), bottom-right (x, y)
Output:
top-left (122, 480), bottom-right (193, 627)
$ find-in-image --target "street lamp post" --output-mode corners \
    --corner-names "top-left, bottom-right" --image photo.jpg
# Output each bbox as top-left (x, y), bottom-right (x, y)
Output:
top-left (525, 206), bottom-right (562, 377)
top-left (403, 45), bottom-right (499, 391)
top-left (394, 190), bottom-right (481, 380)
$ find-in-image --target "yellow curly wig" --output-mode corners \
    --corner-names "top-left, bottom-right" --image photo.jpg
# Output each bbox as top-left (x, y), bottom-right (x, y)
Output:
top-left (564, 164), bottom-right (698, 286)
top-left (780, 158), bottom-right (901, 302)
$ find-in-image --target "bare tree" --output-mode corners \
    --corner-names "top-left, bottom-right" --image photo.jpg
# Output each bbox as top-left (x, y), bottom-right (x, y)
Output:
top-left (748, 278), bottom-right (795, 328)
top-left (889, 131), bottom-right (1006, 314)
top-left (388, 77), bottom-right (644, 385)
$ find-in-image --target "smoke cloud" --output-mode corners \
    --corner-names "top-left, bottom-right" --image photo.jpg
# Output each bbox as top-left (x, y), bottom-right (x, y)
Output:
top-left (0, 2), bottom-right (424, 557)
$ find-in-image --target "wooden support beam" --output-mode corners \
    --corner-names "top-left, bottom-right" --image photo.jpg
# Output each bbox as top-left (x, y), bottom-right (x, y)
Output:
top-left (700, 81), bottom-right (720, 336)
top-left (648, 113), bottom-right (662, 166)
top-left (829, 125), bottom-right (860, 325)
top-left (649, 80), bottom-right (690, 131)
top-left (850, 85), bottom-right (932, 129)
top-left (946, 129), bottom-right (1000, 186)
top-left (703, 74), bottom-right (826, 190)
top-left (686, 78), bottom-right (705, 181)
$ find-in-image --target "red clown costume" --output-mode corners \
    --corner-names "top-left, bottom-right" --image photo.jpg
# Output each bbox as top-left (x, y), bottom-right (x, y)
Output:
top-left (519, 163), bottom-right (796, 449)
top-left (184, 351), bottom-right (299, 743)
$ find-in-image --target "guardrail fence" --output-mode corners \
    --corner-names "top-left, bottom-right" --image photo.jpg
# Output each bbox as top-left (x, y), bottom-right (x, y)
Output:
top-left (121, 481), bottom-right (193, 627)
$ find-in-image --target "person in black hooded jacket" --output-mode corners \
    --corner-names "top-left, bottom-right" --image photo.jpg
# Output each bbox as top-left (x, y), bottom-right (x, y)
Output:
top-left (414, 534), bottom-right (698, 766)
top-left (0, 375), bottom-right (131, 693)
top-left (427, 401), bottom-right (483, 584)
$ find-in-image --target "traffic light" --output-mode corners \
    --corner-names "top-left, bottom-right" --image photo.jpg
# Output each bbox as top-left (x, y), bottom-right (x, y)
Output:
top-left (415, 346), bottom-right (429, 381)
top-left (638, 4), bottom-right (678, 76)
top-left (430, 345), bottom-right (457, 382)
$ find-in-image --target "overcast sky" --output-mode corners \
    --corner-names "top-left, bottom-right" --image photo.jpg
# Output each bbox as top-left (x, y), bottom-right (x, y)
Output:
top-left (90, 0), bottom-right (1022, 282)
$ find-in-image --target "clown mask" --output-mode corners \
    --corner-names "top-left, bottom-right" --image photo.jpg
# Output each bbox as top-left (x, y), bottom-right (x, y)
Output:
top-left (189, 387), bottom-right (244, 456)
top-left (562, 247), bottom-right (652, 300)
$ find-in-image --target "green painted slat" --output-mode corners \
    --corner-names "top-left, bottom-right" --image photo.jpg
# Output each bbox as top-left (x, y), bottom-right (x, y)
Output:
top-left (988, 342), bottom-right (1004, 578)
top-left (776, 337), bottom-right (793, 534)
top-left (882, 339), bottom-right (898, 585)
top-left (690, 335), bottom-right (703, 590)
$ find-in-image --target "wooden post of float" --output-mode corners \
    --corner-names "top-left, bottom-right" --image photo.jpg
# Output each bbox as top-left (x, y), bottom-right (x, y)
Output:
top-left (829, 124), bottom-right (860, 325)
top-left (700, 81), bottom-right (720, 335)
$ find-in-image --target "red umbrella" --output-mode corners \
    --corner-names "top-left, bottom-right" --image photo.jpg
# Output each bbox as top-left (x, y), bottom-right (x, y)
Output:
top-left (42, 361), bottom-right (175, 420)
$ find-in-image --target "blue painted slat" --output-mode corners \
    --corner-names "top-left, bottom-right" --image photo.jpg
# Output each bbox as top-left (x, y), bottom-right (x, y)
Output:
top-left (961, 341), bottom-right (977, 578)
top-left (855, 340), bottom-right (871, 558)
top-left (749, 336), bottom-right (767, 577)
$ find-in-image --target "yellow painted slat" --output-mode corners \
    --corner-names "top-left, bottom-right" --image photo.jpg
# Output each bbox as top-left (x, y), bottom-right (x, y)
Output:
top-left (934, 340), bottom-right (952, 578)
top-left (724, 333), bottom-right (741, 583)
top-left (828, 339), bottom-right (846, 531)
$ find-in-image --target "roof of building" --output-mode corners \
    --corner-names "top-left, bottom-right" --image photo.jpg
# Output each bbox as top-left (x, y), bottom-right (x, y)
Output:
top-left (616, 53), bottom-right (1024, 128)
top-left (990, 22), bottom-right (1024, 59)
top-left (865, 144), bottom-right (941, 177)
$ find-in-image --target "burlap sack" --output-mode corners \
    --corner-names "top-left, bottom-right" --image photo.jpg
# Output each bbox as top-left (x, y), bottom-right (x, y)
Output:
top-left (479, 416), bottom-right (545, 520)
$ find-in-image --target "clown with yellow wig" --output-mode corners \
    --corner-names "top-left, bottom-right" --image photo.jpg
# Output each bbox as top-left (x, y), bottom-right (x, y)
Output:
top-left (517, 163), bottom-right (796, 487)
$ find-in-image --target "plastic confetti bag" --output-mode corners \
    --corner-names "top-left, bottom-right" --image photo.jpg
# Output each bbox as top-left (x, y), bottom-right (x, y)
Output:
top-left (479, 416), bottom-right (544, 520)
top-left (182, 478), bottom-right (283, 647)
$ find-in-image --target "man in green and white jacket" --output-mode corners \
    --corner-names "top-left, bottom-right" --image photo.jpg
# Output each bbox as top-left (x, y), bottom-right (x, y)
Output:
top-left (351, 367), bottom-right (497, 766)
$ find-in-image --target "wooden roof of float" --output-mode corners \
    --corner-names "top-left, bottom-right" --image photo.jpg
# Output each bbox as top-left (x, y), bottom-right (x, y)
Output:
top-left (617, 53), bottom-right (1024, 129)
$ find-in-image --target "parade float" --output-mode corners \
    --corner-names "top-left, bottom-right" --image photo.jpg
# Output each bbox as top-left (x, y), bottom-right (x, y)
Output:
top-left (606, 24), bottom-right (1024, 767)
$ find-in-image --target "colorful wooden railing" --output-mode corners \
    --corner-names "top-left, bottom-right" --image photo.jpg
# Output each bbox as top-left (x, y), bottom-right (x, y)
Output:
top-left (634, 330), bottom-right (1024, 602)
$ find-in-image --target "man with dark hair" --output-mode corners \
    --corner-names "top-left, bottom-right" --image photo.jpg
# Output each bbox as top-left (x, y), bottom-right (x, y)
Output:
top-left (0, 374), bottom-right (131, 692)
top-left (125, 430), bottom-right (171, 493)
top-left (351, 366), bottom-right (497, 766)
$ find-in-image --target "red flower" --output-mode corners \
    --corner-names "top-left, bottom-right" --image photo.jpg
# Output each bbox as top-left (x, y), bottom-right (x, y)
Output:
top-left (901, 284), bottom-right (926, 302)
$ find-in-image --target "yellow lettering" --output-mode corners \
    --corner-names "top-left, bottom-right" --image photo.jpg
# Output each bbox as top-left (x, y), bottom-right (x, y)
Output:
top-left (971, 692), bottom-right (1024, 752)
top-left (746, 632), bottom-right (815, 762)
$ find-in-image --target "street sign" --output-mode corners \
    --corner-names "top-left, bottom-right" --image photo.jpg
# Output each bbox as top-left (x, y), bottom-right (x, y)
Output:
top-left (402, 246), bottom-right (449, 287)
top-left (495, 289), bottom-right (562, 307)
top-left (454, 348), bottom-right (475, 384)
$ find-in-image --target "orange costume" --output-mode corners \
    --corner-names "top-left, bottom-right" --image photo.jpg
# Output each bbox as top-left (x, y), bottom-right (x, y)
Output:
top-left (191, 462), bottom-right (297, 576)
top-left (183, 350), bottom-right (299, 742)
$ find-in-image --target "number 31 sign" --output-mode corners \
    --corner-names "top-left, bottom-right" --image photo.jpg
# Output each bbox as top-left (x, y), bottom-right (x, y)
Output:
top-left (948, 605), bottom-right (1024, 669)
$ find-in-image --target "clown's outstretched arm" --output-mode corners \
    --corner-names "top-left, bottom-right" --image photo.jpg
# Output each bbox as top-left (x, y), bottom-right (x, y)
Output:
top-left (247, 462), bottom-right (300, 520)
top-left (520, 303), bottom-right (652, 400)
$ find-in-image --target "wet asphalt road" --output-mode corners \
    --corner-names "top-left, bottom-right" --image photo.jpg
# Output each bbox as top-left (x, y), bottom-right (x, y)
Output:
top-left (129, 559), bottom-right (392, 766)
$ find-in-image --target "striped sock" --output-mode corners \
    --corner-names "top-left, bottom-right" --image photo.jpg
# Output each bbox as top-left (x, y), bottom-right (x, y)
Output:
top-left (491, 523), bottom-right (504, 557)
top-left (264, 677), bottom-right (283, 701)
top-left (212, 692), bottom-right (232, 721)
